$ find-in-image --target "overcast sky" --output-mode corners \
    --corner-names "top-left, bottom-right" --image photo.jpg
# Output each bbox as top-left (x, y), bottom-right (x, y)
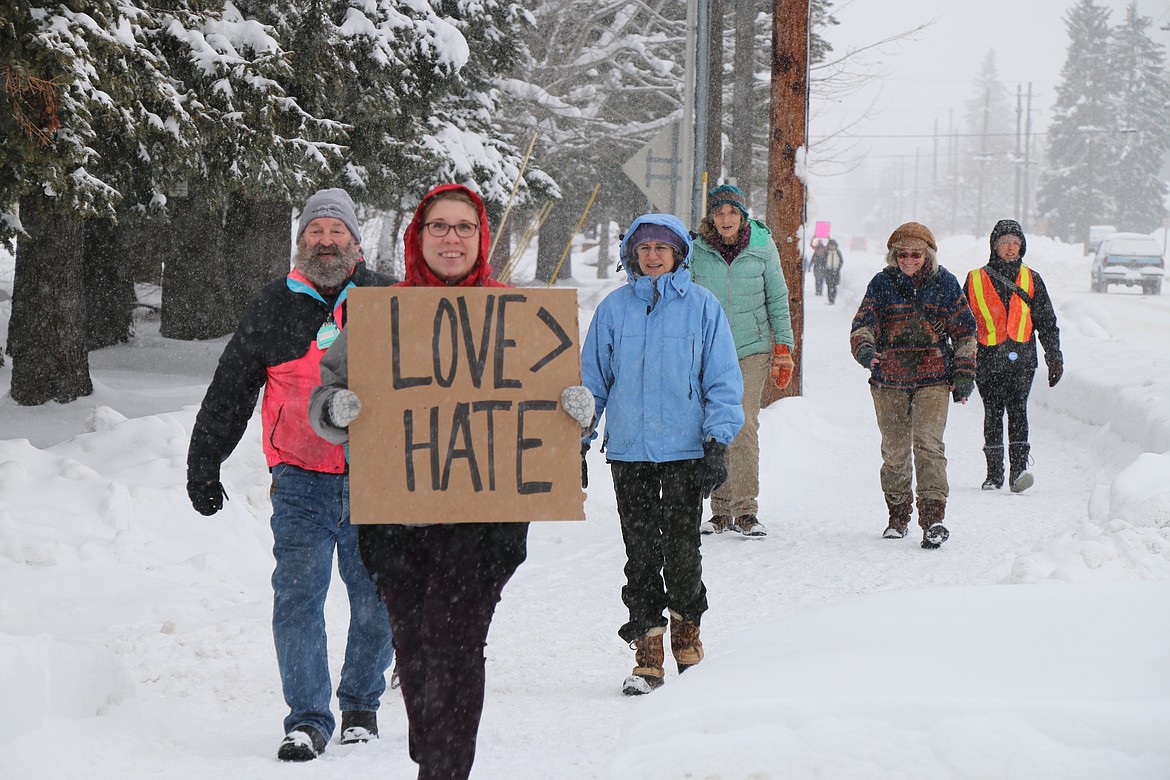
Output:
top-left (806, 0), bottom-right (1170, 237)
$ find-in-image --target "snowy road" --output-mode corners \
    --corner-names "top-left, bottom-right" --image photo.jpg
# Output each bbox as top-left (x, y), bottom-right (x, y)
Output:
top-left (1, 235), bottom-right (1167, 779)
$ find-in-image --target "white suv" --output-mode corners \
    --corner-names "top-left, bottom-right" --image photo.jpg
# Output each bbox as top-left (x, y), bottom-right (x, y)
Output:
top-left (1090, 232), bottom-right (1164, 295)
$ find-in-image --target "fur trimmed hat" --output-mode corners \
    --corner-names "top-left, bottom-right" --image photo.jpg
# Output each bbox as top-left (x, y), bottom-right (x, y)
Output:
top-left (989, 219), bottom-right (1026, 258)
top-left (887, 221), bottom-right (937, 252)
top-left (706, 184), bottom-right (749, 219)
top-left (297, 188), bottom-right (362, 245)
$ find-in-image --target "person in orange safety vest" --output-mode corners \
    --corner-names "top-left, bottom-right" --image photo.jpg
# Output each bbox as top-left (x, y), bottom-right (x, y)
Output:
top-left (964, 219), bottom-right (1063, 493)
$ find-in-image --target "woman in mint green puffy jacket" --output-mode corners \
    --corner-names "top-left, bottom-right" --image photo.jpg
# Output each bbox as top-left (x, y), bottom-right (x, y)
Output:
top-left (689, 184), bottom-right (794, 538)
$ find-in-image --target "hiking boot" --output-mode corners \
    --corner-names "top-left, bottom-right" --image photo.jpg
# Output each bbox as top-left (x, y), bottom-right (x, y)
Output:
top-left (734, 514), bottom-right (767, 538)
top-left (700, 515), bottom-right (734, 535)
top-left (982, 445), bottom-right (1004, 490)
top-left (277, 725), bottom-right (327, 762)
top-left (339, 710), bottom-right (378, 744)
top-left (917, 498), bottom-right (949, 549)
top-left (882, 499), bottom-right (912, 539)
top-left (668, 610), bottom-right (704, 674)
top-left (622, 627), bottom-right (665, 695)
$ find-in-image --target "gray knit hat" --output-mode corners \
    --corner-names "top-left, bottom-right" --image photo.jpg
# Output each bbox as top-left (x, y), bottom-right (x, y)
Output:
top-left (297, 188), bottom-right (361, 244)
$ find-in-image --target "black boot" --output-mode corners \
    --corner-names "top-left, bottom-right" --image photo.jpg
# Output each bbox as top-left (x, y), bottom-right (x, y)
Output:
top-left (1008, 442), bottom-right (1033, 493)
top-left (982, 446), bottom-right (1004, 490)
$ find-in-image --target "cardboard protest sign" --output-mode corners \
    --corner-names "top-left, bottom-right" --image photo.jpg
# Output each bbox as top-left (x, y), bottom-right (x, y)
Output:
top-left (346, 287), bottom-right (585, 524)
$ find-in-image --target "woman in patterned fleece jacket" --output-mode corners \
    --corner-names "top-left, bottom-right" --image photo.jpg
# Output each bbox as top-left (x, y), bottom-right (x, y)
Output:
top-left (849, 221), bottom-right (976, 549)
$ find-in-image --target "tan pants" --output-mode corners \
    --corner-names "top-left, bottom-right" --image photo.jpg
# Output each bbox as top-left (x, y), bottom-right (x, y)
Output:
top-left (711, 352), bottom-right (771, 517)
top-left (871, 385), bottom-right (950, 506)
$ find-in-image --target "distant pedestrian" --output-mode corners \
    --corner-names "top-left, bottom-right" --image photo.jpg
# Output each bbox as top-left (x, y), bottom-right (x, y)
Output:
top-left (964, 219), bottom-right (1063, 492)
top-left (581, 214), bottom-right (743, 695)
top-left (809, 239), bottom-right (828, 296)
top-left (849, 222), bottom-right (977, 548)
top-left (690, 184), bottom-right (794, 538)
top-left (823, 237), bottom-right (845, 304)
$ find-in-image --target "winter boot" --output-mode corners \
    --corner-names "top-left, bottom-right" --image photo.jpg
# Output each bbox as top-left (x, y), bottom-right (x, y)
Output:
top-left (668, 609), bottom-right (705, 674)
top-left (1009, 442), bottom-right (1034, 493)
top-left (339, 710), bottom-right (378, 744)
top-left (622, 627), bottom-right (666, 695)
top-left (882, 499), bottom-right (912, 539)
top-left (917, 498), bottom-right (950, 549)
top-left (700, 515), bottom-right (734, 535)
top-left (982, 445), bottom-right (1005, 490)
top-left (277, 725), bottom-right (327, 762)
top-left (734, 514), bottom-right (768, 538)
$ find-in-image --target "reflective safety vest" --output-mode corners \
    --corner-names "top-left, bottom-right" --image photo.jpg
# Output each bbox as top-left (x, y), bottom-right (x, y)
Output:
top-left (966, 265), bottom-right (1034, 345)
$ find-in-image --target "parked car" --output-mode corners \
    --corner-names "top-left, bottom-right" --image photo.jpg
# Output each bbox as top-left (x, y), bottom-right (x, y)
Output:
top-left (1090, 232), bottom-right (1164, 295)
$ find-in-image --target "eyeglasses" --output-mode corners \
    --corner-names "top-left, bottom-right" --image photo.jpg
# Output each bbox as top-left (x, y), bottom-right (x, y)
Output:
top-left (636, 243), bottom-right (675, 257)
top-left (896, 251), bottom-right (924, 260)
top-left (424, 221), bottom-right (479, 238)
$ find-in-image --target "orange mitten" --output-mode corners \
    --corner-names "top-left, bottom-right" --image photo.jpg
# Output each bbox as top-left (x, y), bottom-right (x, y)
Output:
top-left (770, 344), bottom-right (794, 389)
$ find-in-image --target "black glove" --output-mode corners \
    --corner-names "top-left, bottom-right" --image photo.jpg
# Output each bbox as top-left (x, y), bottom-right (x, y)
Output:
top-left (951, 375), bottom-right (974, 403)
top-left (1047, 360), bottom-right (1063, 387)
top-left (700, 440), bottom-right (728, 499)
top-left (188, 479), bottom-right (227, 516)
top-left (855, 345), bottom-right (875, 369)
top-left (580, 443), bottom-right (589, 489)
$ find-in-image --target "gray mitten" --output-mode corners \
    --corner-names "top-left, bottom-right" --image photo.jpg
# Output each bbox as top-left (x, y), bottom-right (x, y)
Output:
top-left (327, 390), bottom-right (362, 428)
top-left (560, 385), bottom-right (595, 430)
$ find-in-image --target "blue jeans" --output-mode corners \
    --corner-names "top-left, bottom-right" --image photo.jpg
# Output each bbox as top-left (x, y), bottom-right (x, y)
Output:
top-left (269, 463), bottom-right (394, 738)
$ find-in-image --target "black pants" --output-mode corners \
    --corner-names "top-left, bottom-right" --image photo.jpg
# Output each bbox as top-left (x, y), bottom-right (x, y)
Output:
top-left (610, 459), bottom-right (707, 643)
top-left (372, 525), bottom-right (519, 780)
top-left (825, 269), bottom-right (840, 304)
top-left (976, 366), bottom-right (1036, 448)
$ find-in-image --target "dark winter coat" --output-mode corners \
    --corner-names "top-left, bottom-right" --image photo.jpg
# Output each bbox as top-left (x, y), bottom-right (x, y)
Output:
top-left (187, 262), bottom-right (394, 483)
top-left (963, 257), bottom-right (1061, 376)
top-left (850, 265), bottom-right (977, 391)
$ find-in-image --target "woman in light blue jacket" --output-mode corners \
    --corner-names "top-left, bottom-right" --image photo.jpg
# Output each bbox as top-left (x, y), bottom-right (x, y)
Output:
top-left (581, 214), bottom-right (743, 697)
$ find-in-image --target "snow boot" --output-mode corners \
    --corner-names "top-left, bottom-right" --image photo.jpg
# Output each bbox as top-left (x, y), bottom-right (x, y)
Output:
top-left (982, 445), bottom-right (1004, 490)
top-left (339, 710), bottom-right (378, 745)
top-left (700, 515), bottom-right (734, 535)
top-left (622, 627), bottom-right (666, 695)
top-left (668, 610), bottom-right (704, 674)
top-left (277, 725), bottom-right (327, 762)
top-left (734, 514), bottom-right (768, 538)
top-left (917, 498), bottom-right (950, 549)
top-left (882, 499), bottom-right (912, 539)
top-left (1009, 442), bottom-right (1033, 493)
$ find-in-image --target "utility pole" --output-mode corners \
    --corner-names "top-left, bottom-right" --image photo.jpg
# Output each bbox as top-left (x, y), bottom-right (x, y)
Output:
top-left (730, 0), bottom-right (757, 202)
top-left (1014, 84), bottom-right (1023, 219)
top-left (1022, 83), bottom-right (1033, 226)
top-left (764, 0), bottom-right (808, 403)
top-left (692, 0), bottom-right (711, 226)
top-left (705, 0), bottom-right (724, 191)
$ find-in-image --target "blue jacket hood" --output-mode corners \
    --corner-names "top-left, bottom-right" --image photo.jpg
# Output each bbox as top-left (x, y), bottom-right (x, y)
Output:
top-left (619, 214), bottom-right (693, 277)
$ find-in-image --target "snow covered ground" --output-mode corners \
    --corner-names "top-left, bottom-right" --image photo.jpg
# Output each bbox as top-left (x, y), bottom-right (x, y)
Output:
top-left (1, 233), bottom-right (1168, 779)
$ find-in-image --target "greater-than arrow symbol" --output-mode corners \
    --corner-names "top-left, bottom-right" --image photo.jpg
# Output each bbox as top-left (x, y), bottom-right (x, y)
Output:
top-left (529, 307), bottom-right (572, 373)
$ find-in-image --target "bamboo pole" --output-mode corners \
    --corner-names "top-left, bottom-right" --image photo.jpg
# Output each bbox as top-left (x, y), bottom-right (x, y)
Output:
top-left (498, 202), bottom-right (552, 284)
top-left (547, 183), bottom-right (601, 287)
top-left (487, 131), bottom-right (538, 266)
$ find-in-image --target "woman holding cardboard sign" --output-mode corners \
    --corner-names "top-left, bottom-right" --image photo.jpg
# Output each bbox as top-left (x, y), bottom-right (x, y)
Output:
top-left (309, 183), bottom-right (592, 780)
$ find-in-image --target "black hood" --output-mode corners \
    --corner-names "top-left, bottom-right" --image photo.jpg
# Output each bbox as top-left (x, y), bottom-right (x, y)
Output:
top-left (989, 219), bottom-right (1026, 259)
